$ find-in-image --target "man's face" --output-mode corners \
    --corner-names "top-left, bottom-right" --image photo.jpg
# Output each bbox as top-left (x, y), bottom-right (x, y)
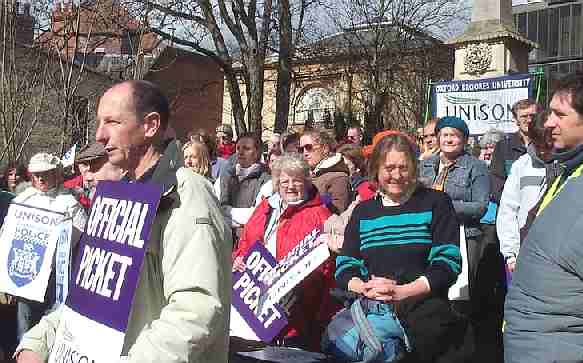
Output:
top-left (236, 138), bottom-right (260, 168)
top-left (269, 134), bottom-right (281, 152)
top-left (80, 159), bottom-right (123, 198)
top-left (217, 133), bottom-right (231, 145)
top-left (31, 169), bottom-right (58, 192)
top-left (78, 157), bottom-right (107, 189)
top-left (515, 104), bottom-right (538, 135)
top-left (545, 92), bottom-right (583, 150)
top-left (95, 86), bottom-right (148, 169)
top-left (346, 128), bottom-right (362, 145)
top-left (423, 123), bottom-right (437, 151)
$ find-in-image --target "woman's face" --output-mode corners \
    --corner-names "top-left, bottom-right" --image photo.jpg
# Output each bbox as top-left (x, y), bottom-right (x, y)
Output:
top-left (377, 150), bottom-right (413, 200)
top-left (439, 127), bottom-right (465, 156)
top-left (183, 145), bottom-right (202, 169)
top-left (342, 156), bottom-right (357, 176)
top-left (278, 170), bottom-right (307, 204)
top-left (7, 169), bottom-right (20, 190)
top-left (480, 143), bottom-right (496, 161)
top-left (300, 135), bottom-right (327, 168)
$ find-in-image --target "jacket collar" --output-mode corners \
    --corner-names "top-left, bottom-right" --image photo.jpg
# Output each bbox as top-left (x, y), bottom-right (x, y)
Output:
top-left (423, 151), bottom-right (474, 171)
top-left (129, 138), bottom-right (183, 196)
top-left (265, 185), bottom-right (323, 217)
top-left (510, 132), bottom-right (528, 154)
top-left (312, 153), bottom-right (348, 177)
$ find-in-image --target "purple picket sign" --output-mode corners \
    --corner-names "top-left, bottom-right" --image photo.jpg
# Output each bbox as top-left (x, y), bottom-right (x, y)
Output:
top-left (232, 242), bottom-right (288, 342)
top-left (65, 181), bottom-right (163, 333)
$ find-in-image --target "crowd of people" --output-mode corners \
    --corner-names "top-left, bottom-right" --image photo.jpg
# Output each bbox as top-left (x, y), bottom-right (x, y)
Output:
top-left (0, 71), bottom-right (581, 363)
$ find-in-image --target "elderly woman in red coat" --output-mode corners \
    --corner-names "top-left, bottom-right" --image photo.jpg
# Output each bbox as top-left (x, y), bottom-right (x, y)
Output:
top-left (233, 152), bottom-right (339, 351)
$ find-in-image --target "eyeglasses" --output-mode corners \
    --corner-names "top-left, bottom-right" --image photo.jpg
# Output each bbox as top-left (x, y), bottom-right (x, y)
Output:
top-left (299, 144), bottom-right (317, 153)
top-left (517, 114), bottom-right (536, 122)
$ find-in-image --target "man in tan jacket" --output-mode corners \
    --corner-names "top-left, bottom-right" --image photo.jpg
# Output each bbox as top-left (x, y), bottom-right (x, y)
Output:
top-left (16, 80), bottom-right (232, 363)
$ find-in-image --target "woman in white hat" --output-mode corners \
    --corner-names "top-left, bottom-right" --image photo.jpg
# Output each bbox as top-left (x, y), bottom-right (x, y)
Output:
top-left (12, 152), bottom-right (87, 340)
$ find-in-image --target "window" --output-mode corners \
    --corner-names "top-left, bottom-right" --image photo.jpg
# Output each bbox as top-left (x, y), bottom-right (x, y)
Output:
top-left (528, 11), bottom-right (538, 43)
top-left (517, 13), bottom-right (527, 36)
top-left (548, 7), bottom-right (559, 58)
top-left (572, 4), bottom-right (582, 56)
top-left (559, 5), bottom-right (571, 57)
top-left (538, 9), bottom-right (548, 59)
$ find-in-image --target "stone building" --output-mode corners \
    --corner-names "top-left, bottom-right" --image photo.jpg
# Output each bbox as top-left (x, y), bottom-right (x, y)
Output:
top-left (222, 22), bottom-right (454, 140)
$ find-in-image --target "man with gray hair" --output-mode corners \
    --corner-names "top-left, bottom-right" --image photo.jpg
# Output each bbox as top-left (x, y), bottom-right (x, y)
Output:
top-left (13, 153), bottom-right (87, 339)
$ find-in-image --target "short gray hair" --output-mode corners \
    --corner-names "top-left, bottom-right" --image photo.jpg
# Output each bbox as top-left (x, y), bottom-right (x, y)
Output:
top-left (271, 152), bottom-right (310, 183)
top-left (479, 129), bottom-right (504, 148)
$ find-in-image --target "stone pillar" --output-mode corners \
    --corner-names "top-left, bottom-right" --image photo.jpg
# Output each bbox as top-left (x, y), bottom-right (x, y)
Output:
top-left (447, 0), bottom-right (535, 81)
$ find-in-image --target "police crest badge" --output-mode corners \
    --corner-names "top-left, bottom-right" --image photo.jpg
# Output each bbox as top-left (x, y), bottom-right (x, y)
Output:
top-left (0, 203), bottom-right (67, 302)
top-left (7, 227), bottom-right (45, 287)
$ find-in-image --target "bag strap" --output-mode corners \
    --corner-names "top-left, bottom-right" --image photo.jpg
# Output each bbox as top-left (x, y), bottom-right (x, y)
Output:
top-left (350, 298), bottom-right (383, 362)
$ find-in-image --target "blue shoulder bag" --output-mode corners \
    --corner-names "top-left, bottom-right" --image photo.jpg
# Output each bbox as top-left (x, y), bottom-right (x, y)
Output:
top-left (321, 298), bottom-right (411, 362)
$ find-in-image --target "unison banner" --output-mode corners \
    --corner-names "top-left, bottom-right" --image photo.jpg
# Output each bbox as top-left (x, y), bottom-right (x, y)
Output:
top-left (432, 74), bottom-right (534, 135)
top-left (0, 203), bottom-right (65, 302)
top-left (49, 181), bottom-right (162, 363)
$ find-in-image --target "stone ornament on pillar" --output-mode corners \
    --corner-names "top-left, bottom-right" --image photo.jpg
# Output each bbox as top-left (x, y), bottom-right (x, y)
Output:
top-left (463, 43), bottom-right (492, 75)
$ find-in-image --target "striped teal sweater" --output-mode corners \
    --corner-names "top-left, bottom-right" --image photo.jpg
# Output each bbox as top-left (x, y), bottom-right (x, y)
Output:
top-left (336, 187), bottom-right (461, 293)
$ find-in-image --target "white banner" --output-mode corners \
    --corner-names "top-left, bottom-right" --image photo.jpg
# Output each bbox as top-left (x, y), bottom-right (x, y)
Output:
top-left (262, 228), bottom-right (330, 308)
top-left (432, 74), bottom-right (533, 135)
top-left (449, 225), bottom-right (470, 301)
top-left (0, 203), bottom-right (65, 302)
top-left (61, 144), bottom-right (77, 168)
top-left (49, 305), bottom-right (125, 363)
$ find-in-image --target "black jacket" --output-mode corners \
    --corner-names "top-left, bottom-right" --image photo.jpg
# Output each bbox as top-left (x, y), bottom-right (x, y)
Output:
top-left (489, 132), bottom-right (527, 203)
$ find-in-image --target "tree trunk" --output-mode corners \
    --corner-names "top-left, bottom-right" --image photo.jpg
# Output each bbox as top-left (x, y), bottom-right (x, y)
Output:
top-left (246, 55), bottom-right (265, 136)
top-left (224, 70), bottom-right (247, 135)
top-left (274, 0), bottom-right (292, 134)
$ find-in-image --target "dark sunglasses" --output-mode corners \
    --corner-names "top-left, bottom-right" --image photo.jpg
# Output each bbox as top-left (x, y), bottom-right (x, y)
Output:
top-left (299, 144), bottom-right (316, 153)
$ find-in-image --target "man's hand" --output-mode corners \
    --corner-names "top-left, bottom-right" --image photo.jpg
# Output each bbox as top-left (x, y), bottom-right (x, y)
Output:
top-left (16, 350), bottom-right (43, 363)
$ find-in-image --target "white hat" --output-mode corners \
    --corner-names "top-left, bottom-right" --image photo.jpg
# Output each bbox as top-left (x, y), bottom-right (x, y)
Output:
top-left (28, 152), bottom-right (61, 173)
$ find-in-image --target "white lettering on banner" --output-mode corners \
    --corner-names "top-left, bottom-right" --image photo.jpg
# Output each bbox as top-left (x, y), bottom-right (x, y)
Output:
top-left (86, 197), bottom-right (148, 248)
top-left (232, 272), bottom-right (282, 329)
top-left (75, 245), bottom-right (132, 301)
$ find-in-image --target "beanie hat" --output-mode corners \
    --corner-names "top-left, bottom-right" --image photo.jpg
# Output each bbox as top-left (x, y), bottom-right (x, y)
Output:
top-left (435, 116), bottom-right (469, 139)
top-left (362, 130), bottom-right (417, 158)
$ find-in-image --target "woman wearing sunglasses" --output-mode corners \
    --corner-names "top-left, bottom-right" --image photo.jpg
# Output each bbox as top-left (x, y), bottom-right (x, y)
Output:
top-left (299, 130), bottom-right (350, 214)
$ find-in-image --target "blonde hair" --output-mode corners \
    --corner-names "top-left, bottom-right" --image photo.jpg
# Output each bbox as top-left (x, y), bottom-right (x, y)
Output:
top-left (182, 140), bottom-right (211, 178)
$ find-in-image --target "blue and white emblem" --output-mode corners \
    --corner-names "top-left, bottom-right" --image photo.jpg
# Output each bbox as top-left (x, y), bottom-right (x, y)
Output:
top-left (7, 229), bottom-right (45, 287)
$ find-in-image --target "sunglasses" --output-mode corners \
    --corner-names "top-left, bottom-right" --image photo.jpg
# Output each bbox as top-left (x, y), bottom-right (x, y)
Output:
top-left (299, 144), bottom-right (318, 153)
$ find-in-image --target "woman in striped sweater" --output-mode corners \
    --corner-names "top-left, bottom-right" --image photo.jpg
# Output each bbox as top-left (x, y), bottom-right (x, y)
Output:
top-left (336, 134), bottom-right (463, 363)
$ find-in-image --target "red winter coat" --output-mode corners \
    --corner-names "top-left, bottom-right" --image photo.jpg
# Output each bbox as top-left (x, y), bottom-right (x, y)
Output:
top-left (234, 190), bottom-right (340, 350)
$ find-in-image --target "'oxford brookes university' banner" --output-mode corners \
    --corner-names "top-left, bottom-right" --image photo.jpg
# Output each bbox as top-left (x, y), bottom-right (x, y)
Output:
top-left (49, 181), bottom-right (163, 363)
top-left (432, 74), bottom-right (534, 135)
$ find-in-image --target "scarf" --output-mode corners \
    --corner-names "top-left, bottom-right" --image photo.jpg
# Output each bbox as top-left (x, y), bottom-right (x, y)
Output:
top-left (235, 163), bottom-right (262, 181)
top-left (551, 143), bottom-right (583, 187)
